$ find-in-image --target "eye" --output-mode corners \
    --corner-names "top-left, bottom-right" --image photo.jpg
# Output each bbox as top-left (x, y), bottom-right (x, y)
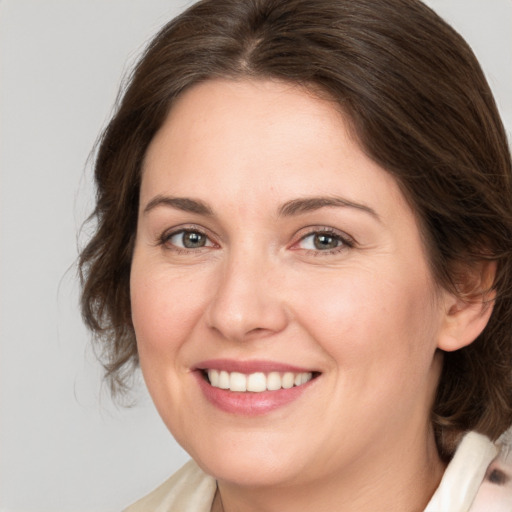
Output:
top-left (297, 230), bottom-right (351, 252)
top-left (165, 229), bottom-right (214, 250)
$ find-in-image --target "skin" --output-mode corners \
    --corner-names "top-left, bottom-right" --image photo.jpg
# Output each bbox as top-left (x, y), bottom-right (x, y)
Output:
top-left (130, 79), bottom-right (491, 512)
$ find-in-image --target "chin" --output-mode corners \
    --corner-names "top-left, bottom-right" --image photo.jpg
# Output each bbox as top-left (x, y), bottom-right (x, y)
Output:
top-left (201, 454), bottom-right (304, 488)
top-left (180, 429), bottom-right (310, 488)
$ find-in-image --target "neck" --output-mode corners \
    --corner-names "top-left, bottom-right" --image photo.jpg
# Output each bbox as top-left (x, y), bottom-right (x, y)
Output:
top-left (214, 429), bottom-right (445, 512)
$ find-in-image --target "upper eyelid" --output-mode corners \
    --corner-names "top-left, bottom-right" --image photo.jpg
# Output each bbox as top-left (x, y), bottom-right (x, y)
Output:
top-left (161, 224), bottom-right (218, 242)
top-left (157, 224), bottom-right (355, 248)
top-left (293, 226), bottom-right (356, 244)
top-left (156, 227), bottom-right (217, 252)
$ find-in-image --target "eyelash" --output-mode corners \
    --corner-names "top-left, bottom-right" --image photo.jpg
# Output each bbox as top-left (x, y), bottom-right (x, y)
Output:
top-left (293, 228), bottom-right (354, 256)
top-left (158, 226), bottom-right (355, 255)
top-left (158, 225), bottom-right (216, 254)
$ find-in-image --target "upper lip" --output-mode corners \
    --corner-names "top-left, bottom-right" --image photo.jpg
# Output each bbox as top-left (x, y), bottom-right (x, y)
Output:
top-left (194, 359), bottom-right (318, 374)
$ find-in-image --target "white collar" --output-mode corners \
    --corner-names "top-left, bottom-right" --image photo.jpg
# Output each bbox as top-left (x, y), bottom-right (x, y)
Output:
top-left (425, 431), bottom-right (497, 512)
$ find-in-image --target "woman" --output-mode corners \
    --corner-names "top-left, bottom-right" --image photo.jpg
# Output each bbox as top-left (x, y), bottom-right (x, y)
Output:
top-left (79, 0), bottom-right (512, 510)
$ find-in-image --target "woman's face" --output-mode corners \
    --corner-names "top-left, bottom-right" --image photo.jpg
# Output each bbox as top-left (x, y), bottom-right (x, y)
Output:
top-left (131, 79), bottom-right (450, 488)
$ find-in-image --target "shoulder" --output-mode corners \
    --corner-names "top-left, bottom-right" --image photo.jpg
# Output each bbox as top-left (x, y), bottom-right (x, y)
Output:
top-left (123, 460), bottom-right (217, 512)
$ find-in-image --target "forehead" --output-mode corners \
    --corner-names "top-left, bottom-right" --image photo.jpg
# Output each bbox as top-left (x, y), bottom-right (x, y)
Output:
top-left (141, 78), bottom-right (407, 220)
top-left (144, 79), bottom-right (349, 173)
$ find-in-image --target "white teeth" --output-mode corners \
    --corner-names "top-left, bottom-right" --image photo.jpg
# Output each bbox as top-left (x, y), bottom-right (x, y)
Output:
top-left (267, 372), bottom-right (282, 391)
top-left (209, 369), bottom-right (219, 387)
top-left (230, 372), bottom-right (247, 392)
top-left (218, 370), bottom-right (230, 389)
top-left (247, 372), bottom-right (267, 392)
top-left (282, 372), bottom-right (294, 389)
top-left (206, 369), bottom-right (314, 392)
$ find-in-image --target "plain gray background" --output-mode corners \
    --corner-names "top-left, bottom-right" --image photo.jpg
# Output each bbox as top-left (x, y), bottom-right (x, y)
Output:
top-left (0, 1), bottom-right (511, 511)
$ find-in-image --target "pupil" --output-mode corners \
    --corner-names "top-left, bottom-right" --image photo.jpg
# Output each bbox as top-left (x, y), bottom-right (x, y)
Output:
top-left (183, 232), bottom-right (205, 248)
top-left (314, 234), bottom-right (337, 250)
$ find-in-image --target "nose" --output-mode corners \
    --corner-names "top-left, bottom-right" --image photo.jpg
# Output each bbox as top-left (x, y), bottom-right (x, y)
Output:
top-left (205, 249), bottom-right (289, 342)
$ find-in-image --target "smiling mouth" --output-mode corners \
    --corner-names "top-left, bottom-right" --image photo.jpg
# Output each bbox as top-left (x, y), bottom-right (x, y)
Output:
top-left (202, 369), bottom-right (318, 393)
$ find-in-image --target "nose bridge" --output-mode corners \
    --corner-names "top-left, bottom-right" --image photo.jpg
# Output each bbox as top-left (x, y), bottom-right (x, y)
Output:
top-left (205, 242), bottom-right (287, 341)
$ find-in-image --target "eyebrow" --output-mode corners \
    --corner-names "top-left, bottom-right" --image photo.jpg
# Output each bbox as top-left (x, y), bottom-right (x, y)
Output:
top-left (278, 196), bottom-right (380, 220)
top-left (143, 194), bottom-right (379, 221)
top-left (143, 195), bottom-right (213, 216)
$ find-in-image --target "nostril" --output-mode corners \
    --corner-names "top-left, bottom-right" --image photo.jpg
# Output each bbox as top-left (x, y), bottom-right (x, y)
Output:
top-left (247, 327), bottom-right (266, 335)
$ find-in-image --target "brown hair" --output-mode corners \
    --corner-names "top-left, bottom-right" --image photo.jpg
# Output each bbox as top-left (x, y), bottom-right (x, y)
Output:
top-left (79, 0), bottom-right (512, 457)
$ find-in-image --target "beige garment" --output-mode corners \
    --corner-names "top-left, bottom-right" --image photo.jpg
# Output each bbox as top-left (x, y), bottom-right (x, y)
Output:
top-left (124, 432), bottom-right (497, 512)
top-left (124, 459), bottom-right (216, 512)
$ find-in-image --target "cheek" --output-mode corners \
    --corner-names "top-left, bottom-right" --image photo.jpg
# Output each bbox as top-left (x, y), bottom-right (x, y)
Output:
top-left (290, 262), bottom-right (441, 375)
top-left (130, 261), bottom-right (210, 358)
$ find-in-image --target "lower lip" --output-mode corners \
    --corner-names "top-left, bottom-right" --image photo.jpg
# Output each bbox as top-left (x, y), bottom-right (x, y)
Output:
top-left (194, 371), bottom-right (316, 416)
